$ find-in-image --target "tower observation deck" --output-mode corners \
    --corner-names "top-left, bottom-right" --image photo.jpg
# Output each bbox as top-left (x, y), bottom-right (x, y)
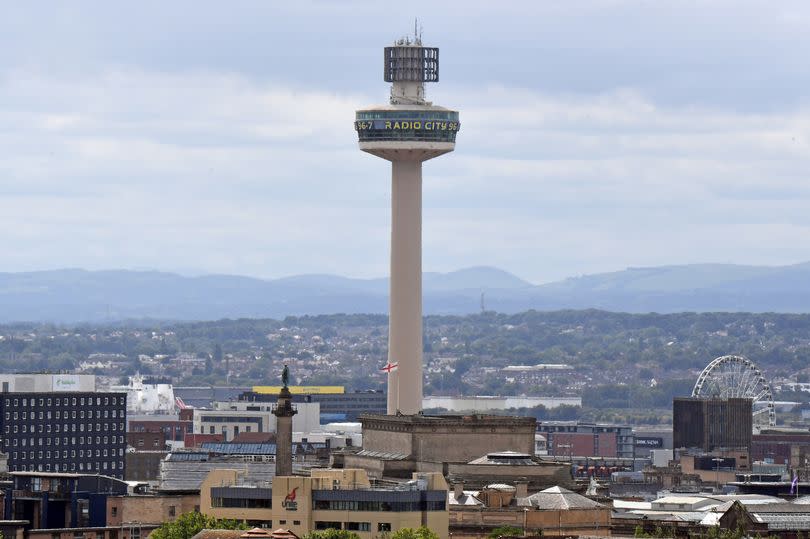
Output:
top-left (355, 35), bottom-right (460, 415)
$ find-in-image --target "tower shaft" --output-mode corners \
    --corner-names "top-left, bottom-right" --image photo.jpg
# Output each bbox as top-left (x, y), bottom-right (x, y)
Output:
top-left (273, 386), bottom-right (297, 476)
top-left (356, 36), bottom-right (459, 417)
top-left (388, 160), bottom-right (423, 414)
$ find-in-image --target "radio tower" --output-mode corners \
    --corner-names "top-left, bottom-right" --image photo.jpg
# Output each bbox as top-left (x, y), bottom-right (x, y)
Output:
top-left (355, 32), bottom-right (460, 415)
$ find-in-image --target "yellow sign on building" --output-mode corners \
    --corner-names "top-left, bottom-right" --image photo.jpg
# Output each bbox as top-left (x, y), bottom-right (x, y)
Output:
top-left (252, 385), bottom-right (345, 395)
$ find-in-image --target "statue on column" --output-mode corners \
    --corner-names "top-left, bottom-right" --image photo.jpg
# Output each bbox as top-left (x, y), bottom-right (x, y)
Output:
top-left (282, 364), bottom-right (290, 388)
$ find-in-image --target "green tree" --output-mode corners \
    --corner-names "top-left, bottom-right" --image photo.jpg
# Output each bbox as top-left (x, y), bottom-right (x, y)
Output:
top-left (302, 530), bottom-right (360, 539)
top-left (149, 512), bottom-right (247, 539)
top-left (487, 526), bottom-right (523, 539)
top-left (391, 528), bottom-right (441, 539)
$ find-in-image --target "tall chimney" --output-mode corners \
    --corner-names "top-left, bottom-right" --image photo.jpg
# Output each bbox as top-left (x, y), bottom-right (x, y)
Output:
top-left (453, 481), bottom-right (464, 500)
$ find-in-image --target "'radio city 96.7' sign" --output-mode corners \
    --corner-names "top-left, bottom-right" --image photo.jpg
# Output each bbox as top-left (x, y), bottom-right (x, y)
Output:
top-left (355, 119), bottom-right (460, 132)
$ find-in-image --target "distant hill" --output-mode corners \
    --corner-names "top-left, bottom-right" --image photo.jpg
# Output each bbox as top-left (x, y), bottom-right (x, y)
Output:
top-left (1, 263), bottom-right (810, 323)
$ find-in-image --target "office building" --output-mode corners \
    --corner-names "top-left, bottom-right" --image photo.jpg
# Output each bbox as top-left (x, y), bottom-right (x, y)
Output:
top-left (200, 468), bottom-right (449, 538)
top-left (243, 387), bottom-right (386, 421)
top-left (0, 392), bottom-right (127, 478)
top-left (673, 397), bottom-right (752, 452)
top-left (193, 400), bottom-right (319, 441)
top-left (537, 421), bottom-right (635, 459)
top-left (0, 373), bottom-right (95, 393)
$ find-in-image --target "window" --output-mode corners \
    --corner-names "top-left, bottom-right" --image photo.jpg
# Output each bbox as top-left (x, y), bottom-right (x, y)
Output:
top-left (315, 522), bottom-right (341, 531)
top-left (168, 506), bottom-right (176, 517)
top-left (345, 523), bottom-right (370, 532)
top-left (378, 523), bottom-right (392, 532)
top-left (111, 507), bottom-right (118, 517)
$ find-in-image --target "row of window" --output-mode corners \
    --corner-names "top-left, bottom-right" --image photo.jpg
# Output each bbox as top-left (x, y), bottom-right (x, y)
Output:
top-left (4, 396), bottom-right (125, 407)
top-left (211, 498), bottom-right (272, 509)
top-left (356, 110), bottom-right (458, 121)
top-left (4, 436), bottom-right (125, 448)
top-left (13, 448), bottom-right (121, 459)
top-left (5, 409), bottom-right (120, 420)
top-left (357, 130), bottom-right (458, 143)
top-left (315, 522), bottom-right (389, 532)
top-left (199, 416), bottom-right (263, 423)
top-left (9, 461), bottom-right (123, 473)
top-left (312, 500), bottom-right (446, 512)
top-left (6, 422), bottom-right (124, 434)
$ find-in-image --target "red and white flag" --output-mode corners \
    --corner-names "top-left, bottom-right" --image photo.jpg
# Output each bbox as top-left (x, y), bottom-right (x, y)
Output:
top-left (381, 362), bottom-right (399, 373)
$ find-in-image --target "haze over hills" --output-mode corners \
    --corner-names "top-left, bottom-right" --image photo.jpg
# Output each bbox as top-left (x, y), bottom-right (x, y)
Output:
top-left (1, 263), bottom-right (810, 323)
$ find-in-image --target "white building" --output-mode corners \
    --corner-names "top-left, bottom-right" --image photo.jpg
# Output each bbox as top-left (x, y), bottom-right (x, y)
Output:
top-left (194, 400), bottom-right (320, 441)
top-left (108, 374), bottom-right (176, 414)
top-left (0, 373), bottom-right (96, 393)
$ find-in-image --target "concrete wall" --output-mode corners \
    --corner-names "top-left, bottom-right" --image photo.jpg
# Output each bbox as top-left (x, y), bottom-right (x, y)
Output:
top-left (450, 507), bottom-right (610, 538)
top-left (27, 526), bottom-right (161, 539)
top-left (107, 494), bottom-right (199, 526)
top-left (361, 415), bottom-right (536, 463)
top-left (0, 374), bottom-right (96, 393)
top-left (446, 463), bottom-right (573, 490)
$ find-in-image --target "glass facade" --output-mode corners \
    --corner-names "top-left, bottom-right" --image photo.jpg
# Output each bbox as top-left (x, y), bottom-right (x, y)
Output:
top-left (355, 110), bottom-right (460, 143)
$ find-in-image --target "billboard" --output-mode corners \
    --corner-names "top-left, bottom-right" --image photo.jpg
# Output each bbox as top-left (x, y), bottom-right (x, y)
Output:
top-left (635, 437), bottom-right (664, 448)
top-left (52, 374), bottom-right (83, 392)
top-left (355, 120), bottom-right (460, 132)
top-left (252, 386), bottom-right (344, 395)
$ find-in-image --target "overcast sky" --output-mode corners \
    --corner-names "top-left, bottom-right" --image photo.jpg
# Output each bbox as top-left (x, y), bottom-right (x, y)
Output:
top-left (2, 1), bottom-right (809, 284)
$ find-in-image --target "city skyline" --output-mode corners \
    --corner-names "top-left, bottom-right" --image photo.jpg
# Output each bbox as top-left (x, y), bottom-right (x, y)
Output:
top-left (2, 2), bottom-right (810, 284)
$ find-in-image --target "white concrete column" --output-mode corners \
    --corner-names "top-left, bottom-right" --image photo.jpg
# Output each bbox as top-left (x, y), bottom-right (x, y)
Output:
top-left (388, 159), bottom-right (423, 415)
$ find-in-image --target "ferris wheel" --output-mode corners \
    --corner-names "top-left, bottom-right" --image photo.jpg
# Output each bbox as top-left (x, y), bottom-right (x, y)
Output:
top-left (692, 355), bottom-right (775, 427)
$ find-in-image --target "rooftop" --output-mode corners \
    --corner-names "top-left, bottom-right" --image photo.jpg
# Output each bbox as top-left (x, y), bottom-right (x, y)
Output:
top-left (517, 486), bottom-right (603, 510)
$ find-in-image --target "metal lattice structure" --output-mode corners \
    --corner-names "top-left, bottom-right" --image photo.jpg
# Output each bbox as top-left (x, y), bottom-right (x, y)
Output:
top-left (692, 355), bottom-right (775, 426)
